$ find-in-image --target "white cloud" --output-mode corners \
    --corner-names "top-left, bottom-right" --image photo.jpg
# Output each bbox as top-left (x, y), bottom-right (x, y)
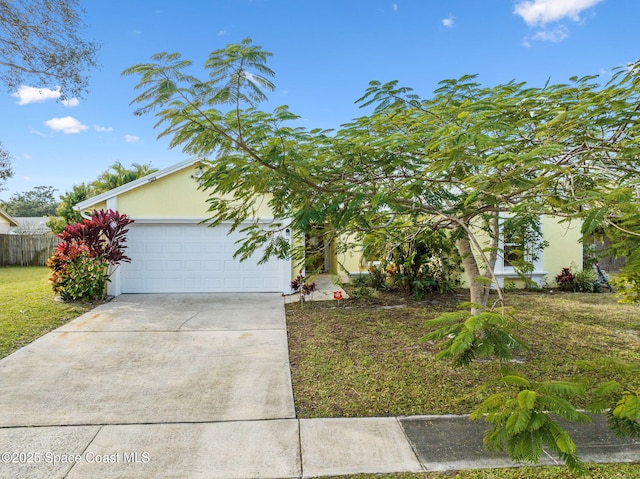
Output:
top-left (44, 116), bottom-right (88, 134)
top-left (514, 0), bottom-right (604, 26)
top-left (61, 98), bottom-right (80, 107)
top-left (12, 85), bottom-right (79, 106)
top-left (442, 15), bottom-right (455, 28)
top-left (392, 3), bottom-right (398, 12)
top-left (217, 29), bottom-right (228, 36)
top-left (124, 134), bottom-right (140, 143)
top-left (12, 85), bottom-right (60, 105)
top-left (530, 26), bottom-right (569, 43)
top-left (94, 124), bottom-right (113, 133)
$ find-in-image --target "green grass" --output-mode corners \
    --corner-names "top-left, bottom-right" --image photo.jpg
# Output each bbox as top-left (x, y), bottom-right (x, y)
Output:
top-left (286, 289), bottom-right (640, 477)
top-left (286, 290), bottom-right (640, 418)
top-left (0, 266), bottom-right (93, 358)
top-left (324, 462), bottom-right (640, 478)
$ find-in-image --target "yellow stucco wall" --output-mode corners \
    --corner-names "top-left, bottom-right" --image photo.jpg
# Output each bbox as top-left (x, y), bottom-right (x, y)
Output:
top-left (333, 234), bottom-right (366, 279)
top-left (456, 215), bottom-right (583, 288)
top-left (542, 216), bottom-right (583, 279)
top-left (0, 215), bottom-right (11, 234)
top-left (81, 165), bottom-right (275, 220)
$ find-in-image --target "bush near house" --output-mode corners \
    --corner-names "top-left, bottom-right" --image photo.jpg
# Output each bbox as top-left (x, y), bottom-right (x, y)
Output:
top-left (46, 209), bottom-right (133, 302)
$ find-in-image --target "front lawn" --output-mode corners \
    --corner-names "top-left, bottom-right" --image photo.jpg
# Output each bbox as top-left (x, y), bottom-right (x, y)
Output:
top-left (325, 463), bottom-right (640, 478)
top-left (286, 290), bottom-right (640, 418)
top-left (286, 289), bottom-right (640, 477)
top-left (0, 266), bottom-right (92, 359)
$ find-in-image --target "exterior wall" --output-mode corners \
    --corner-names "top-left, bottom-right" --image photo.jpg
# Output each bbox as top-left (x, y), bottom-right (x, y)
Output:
top-left (330, 233), bottom-right (365, 280)
top-left (76, 165), bottom-right (274, 220)
top-left (113, 166), bottom-right (274, 219)
top-left (0, 216), bottom-right (10, 234)
top-left (542, 216), bottom-right (583, 282)
top-left (81, 201), bottom-right (107, 214)
top-left (458, 215), bottom-right (583, 288)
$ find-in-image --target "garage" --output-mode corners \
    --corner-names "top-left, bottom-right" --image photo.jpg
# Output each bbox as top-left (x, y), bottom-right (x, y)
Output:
top-left (120, 222), bottom-right (288, 293)
top-left (73, 159), bottom-right (293, 296)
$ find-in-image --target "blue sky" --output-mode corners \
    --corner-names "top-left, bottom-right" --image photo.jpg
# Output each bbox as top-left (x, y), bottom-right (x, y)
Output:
top-left (1, 0), bottom-right (639, 201)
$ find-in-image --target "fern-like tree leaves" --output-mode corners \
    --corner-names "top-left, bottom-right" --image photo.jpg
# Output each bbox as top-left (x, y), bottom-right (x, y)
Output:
top-left (576, 360), bottom-right (640, 438)
top-left (421, 311), bottom-right (529, 368)
top-left (471, 375), bottom-right (589, 472)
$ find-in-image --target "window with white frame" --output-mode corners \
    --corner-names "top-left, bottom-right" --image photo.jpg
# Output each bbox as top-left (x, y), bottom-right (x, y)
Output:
top-left (495, 215), bottom-right (547, 286)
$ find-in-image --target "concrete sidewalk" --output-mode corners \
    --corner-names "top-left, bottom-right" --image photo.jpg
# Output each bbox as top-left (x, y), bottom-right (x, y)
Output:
top-left (0, 294), bottom-right (638, 478)
top-left (1, 414), bottom-right (638, 478)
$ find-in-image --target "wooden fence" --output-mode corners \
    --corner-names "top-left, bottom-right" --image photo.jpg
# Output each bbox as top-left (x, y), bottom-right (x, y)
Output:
top-left (0, 234), bottom-right (60, 266)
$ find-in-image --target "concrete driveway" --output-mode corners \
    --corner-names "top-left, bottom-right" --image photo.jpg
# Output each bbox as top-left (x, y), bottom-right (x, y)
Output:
top-left (0, 293), bottom-right (295, 426)
top-left (0, 293), bottom-right (302, 478)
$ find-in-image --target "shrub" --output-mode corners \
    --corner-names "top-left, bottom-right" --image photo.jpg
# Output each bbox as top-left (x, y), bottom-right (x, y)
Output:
top-left (57, 254), bottom-right (110, 302)
top-left (573, 268), bottom-right (597, 293)
top-left (555, 266), bottom-right (598, 293)
top-left (362, 227), bottom-right (462, 297)
top-left (47, 209), bottom-right (133, 302)
top-left (555, 267), bottom-right (575, 291)
top-left (290, 271), bottom-right (316, 303)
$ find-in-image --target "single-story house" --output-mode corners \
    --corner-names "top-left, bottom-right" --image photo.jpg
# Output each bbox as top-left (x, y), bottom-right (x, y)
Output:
top-left (0, 208), bottom-right (18, 234)
top-left (74, 159), bottom-right (582, 296)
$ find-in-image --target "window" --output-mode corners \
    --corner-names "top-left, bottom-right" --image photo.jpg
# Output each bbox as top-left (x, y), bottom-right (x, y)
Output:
top-left (495, 215), bottom-right (547, 287)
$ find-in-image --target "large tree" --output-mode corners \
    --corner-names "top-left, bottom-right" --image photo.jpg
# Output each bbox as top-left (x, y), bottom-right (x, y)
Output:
top-left (124, 39), bottom-right (640, 469)
top-left (0, 0), bottom-right (99, 99)
top-left (1, 185), bottom-right (57, 216)
top-left (124, 39), bottom-right (640, 311)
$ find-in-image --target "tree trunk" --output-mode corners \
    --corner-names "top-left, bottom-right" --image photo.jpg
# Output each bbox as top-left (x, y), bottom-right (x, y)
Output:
top-left (456, 235), bottom-right (491, 314)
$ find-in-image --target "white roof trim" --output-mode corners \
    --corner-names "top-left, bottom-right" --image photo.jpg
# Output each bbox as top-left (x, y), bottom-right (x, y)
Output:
top-left (74, 158), bottom-right (201, 211)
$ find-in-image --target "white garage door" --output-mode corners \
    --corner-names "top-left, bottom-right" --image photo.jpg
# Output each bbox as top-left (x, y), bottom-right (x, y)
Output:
top-left (120, 223), bottom-right (288, 293)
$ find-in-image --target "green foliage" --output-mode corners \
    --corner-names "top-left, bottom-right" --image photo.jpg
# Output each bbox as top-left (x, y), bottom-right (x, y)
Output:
top-left (124, 39), bottom-right (640, 312)
top-left (0, 0), bottom-right (99, 99)
top-left (573, 269), bottom-right (597, 293)
top-left (49, 162), bottom-right (158, 233)
top-left (1, 185), bottom-right (57, 217)
top-left (0, 141), bottom-right (13, 191)
top-left (123, 38), bottom-right (640, 470)
top-left (47, 209), bottom-right (133, 302)
top-left (609, 391), bottom-right (640, 437)
top-left (91, 161), bottom-right (157, 193)
top-left (47, 183), bottom-right (92, 233)
top-left (555, 266), bottom-right (598, 293)
top-left (55, 253), bottom-right (109, 302)
top-left (471, 374), bottom-right (590, 472)
top-left (363, 226), bottom-right (462, 298)
top-left (576, 360), bottom-right (640, 439)
top-left (421, 310), bottom-right (529, 368)
top-left (614, 270), bottom-right (640, 304)
top-left (366, 263), bottom-right (388, 290)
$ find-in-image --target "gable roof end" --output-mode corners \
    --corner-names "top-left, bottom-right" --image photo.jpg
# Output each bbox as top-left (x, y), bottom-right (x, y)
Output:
top-left (0, 207), bottom-right (19, 227)
top-left (74, 158), bottom-right (202, 211)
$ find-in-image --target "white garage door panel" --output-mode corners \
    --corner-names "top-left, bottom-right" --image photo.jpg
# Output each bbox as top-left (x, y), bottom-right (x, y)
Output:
top-left (120, 224), bottom-right (287, 293)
